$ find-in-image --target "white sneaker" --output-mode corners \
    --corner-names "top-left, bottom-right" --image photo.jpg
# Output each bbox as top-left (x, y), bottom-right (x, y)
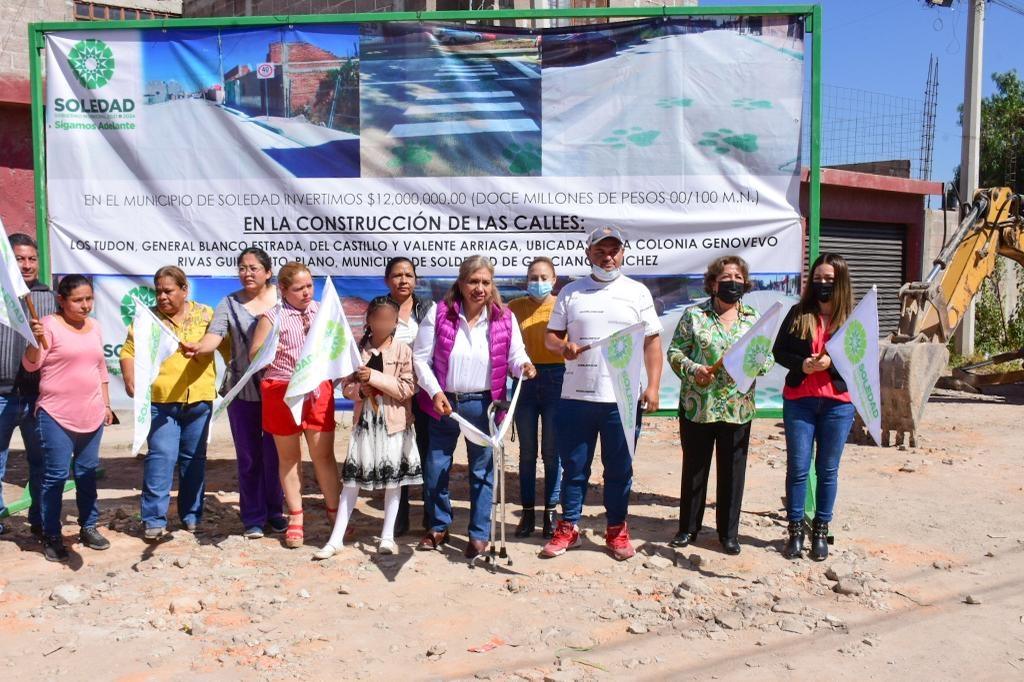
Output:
top-left (313, 544), bottom-right (338, 560)
top-left (378, 539), bottom-right (397, 555)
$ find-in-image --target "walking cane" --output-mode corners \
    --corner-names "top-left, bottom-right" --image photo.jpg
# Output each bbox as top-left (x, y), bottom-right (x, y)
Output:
top-left (485, 398), bottom-right (513, 569)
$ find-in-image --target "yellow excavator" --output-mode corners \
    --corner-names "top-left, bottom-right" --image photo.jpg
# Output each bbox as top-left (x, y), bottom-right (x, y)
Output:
top-left (878, 186), bottom-right (1024, 446)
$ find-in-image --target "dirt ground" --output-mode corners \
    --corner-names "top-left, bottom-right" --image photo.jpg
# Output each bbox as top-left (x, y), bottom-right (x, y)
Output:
top-left (1, 384), bottom-right (1022, 681)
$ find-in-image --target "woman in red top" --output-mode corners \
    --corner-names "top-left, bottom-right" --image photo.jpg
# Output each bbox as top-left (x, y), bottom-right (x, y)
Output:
top-left (772, 253), bottom-right (855, 562)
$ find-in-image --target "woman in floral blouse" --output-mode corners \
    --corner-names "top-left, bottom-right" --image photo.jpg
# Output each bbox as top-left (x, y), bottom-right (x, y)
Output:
top-left (666, 255), bottom-right (773, 555)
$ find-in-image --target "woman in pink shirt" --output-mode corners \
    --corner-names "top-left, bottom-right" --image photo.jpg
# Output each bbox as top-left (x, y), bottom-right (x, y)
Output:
top-left (23, 275), bottom-right (114, 563)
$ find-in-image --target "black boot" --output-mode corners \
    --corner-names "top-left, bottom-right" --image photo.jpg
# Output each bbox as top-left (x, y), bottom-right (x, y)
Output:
top-left (809, 520), bottom-right (829, 562)
top-left (514, 508), bottom-right (536, 538)
top-left (783, 521), bottom-right (805, 559)
top-left (542, 507), bottom-right (557, 539)
top-left (43, 535), bottom-right (69, 563)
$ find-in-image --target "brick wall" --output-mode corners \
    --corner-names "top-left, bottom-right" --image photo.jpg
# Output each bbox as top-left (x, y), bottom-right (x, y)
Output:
top-left (0, 0), bottom-right (70, 236)
top-left (184, 0), bottom-right (399, 16)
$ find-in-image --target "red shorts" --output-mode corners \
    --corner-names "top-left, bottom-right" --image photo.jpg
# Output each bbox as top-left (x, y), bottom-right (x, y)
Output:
top-left (261, 379), bottom-right (336, 436)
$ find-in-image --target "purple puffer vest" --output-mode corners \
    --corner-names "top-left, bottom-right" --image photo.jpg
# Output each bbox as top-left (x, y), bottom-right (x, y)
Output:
top-left (417, 299), bottom-right (512, 421)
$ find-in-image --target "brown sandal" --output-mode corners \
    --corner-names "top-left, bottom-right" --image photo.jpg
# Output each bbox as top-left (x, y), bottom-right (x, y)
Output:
top-left (285, 510), bottom-right (304, 549)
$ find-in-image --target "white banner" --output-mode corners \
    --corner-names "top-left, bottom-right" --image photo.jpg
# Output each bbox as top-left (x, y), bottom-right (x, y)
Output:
top-left (0, 218), bottom-right (36, 348)
top-left (130, 299), bottom-right (180, 454)
top-left (43, 20), bottom-right (804, 278)
top-left (721, 300), bottom-right (785, 394)
top-left (42, 18), bottom-right (807, 413)
top-left (595, 322), bottom-right (647, 459)
top-left (284, 277), bottom-right (361, 425)
top-left (212, 311), bottom-right (280, 422)
top-left (825, 286), bottom-right (882, 446)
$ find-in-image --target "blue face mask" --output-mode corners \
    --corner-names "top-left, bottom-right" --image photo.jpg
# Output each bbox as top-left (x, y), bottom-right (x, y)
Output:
top-left (527, 281), bottom-right (553, 300)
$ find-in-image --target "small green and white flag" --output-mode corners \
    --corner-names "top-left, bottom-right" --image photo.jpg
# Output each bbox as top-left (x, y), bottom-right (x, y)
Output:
top-left (212, 312), bottom-right (280, 422)
top-left (826, 286), bottom-right (882, 446)
top-left (721, 300), bottom-right (784, 393)
top-left (130, 299), bottom-right (180, 455)
top-left (0, 219), bottom-right (37, 348)
top-left (284, 277), bottom-right (361, 425)
top-left (596, 322), bottom-right (647, 459)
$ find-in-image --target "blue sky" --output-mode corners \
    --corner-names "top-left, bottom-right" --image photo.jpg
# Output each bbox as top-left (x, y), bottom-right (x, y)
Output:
top-left (699, 0), bottom-right (1020, 189)
top-left (143, 26), bottom-right (359, 92)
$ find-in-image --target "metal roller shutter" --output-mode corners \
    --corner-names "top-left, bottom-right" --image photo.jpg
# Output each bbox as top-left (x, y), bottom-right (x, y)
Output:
top-left (820, 221), bottom-right (906, 335)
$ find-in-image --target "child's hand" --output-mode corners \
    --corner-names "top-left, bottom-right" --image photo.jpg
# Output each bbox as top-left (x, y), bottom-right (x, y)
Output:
top-left (355, 366), bottom-right (372, 383)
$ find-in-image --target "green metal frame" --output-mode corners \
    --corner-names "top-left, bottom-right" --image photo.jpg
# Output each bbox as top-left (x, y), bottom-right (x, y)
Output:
top-left (28, 4), bottom-right (823, 424)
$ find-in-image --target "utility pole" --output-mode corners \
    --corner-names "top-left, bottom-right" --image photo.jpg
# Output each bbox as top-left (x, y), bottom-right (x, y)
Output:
top-left (954, 0), bottom-right (985, 357)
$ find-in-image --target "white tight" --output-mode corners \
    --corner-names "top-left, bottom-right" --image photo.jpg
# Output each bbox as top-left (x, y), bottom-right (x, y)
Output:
top-left (323, 483), bottom-right (402, 549)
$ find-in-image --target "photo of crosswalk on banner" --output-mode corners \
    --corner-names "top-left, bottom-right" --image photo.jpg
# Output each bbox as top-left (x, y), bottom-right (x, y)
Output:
top-left (825, 286), bottom-right (882, 446)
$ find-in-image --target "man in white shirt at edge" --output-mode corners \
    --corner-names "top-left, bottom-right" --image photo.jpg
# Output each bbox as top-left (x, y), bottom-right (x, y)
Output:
top-left (541, 226), bottom-right (663, 561)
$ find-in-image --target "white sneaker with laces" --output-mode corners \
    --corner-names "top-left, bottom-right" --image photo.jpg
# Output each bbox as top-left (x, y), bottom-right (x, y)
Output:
top-left (378, 539), bottom-right (397, 555)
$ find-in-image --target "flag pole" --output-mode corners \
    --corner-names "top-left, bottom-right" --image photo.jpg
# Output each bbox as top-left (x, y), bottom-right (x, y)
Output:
top-left (695, 357), bottom-right (724, 387)
top-left (22, 295), bottom-right (48, 350)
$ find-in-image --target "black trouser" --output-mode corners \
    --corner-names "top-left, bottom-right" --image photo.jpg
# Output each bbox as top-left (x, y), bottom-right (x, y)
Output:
top-left (398, 399), bottom-right (431, 528)
top-left (678, 418), bottom-right (752, 541)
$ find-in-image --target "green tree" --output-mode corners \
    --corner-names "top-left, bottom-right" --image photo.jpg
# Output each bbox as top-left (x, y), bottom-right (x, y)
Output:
top-left (954, 71), bottom-right (1024, 358)
top-left (956, 70), bottom-right (1024, 193)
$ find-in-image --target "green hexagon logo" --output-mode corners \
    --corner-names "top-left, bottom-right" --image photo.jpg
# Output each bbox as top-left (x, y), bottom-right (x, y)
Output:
top-left (68, 39), bottom-right (115, 90)
top-left (121, 286), bottom-right (156, 326)
top-left (844, 320), bottom-right (867, 364)
top-left (606, 331), bottom-right (633, 370)
top-left (742, 335), bottom-right (772, 378)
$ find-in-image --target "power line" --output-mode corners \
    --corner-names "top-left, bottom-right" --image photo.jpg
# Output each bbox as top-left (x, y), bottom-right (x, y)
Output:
top-left (990, 0), bottom-right (1024, 18)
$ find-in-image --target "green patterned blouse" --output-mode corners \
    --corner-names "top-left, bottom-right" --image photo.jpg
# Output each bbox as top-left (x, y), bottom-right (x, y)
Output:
top-left (667, 299), bottom-right (773, 424)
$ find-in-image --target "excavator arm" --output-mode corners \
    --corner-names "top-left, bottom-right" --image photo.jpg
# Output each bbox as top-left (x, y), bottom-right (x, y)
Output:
top-left (878, 187), bottom-right (1024, 446)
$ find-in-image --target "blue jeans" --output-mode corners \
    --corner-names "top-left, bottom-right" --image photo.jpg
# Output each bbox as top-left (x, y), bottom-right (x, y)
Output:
top-left (34, 409), bottom-right (102, 536)
top-left (514, 365), bottom-right (564, 508)
top-left (783, 397), bottom-right (855, 523)
top-left (142, 401), bottom-right (212, 530)
top-left (0, 393), bottom-right (41, 521)
top-left (425, 395), bottom-right (494, 542)
top-left (557, 399), bottom-right (641, 526)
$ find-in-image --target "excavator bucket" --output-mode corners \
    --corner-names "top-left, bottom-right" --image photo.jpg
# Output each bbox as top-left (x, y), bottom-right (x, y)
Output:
top-left (877, 340), bottom-right (949, 447)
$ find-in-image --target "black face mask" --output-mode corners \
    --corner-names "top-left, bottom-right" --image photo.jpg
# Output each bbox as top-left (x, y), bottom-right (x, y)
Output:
top-left (812, 281), bottom-right (834, 303)
top-left (715, 280), bottom-right (745, 304)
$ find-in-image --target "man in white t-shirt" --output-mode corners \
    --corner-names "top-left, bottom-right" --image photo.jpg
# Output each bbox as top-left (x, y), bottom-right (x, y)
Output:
top-left (541, 226), bottom-right (662, 560)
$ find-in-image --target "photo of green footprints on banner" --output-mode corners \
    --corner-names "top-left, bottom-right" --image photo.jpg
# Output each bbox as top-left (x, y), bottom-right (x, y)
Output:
top-left (656, 97), bottom-right (693, 108)
top-left (699, 129), bottom-right (759, 156)
top-left (732, 97), bottom-right (773, 111)
top-left (603, 126), bottom-right (661, 149)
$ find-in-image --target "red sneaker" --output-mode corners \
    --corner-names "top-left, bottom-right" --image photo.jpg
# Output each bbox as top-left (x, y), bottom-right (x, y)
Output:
top-left (541, 520), bottom-right (581, 557)
top-left (605, 522), bottom-right (635, 561)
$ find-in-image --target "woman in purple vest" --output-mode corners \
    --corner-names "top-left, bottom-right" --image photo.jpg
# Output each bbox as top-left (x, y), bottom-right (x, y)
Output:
top-left (412, 255), bottom-right (536, 559)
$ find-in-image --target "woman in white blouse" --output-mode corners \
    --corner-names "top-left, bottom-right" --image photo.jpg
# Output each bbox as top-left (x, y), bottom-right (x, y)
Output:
top-left (412, 255), bottom-right (535, 559)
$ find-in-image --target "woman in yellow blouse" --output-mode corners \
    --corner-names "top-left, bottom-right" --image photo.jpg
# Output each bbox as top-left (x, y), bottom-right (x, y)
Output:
top-left (667, 255), bottom-right (772, 555)
top-left (508, 257), bottom-right (563, 538)
top-left (120, 266), bottom-right (218, 541)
